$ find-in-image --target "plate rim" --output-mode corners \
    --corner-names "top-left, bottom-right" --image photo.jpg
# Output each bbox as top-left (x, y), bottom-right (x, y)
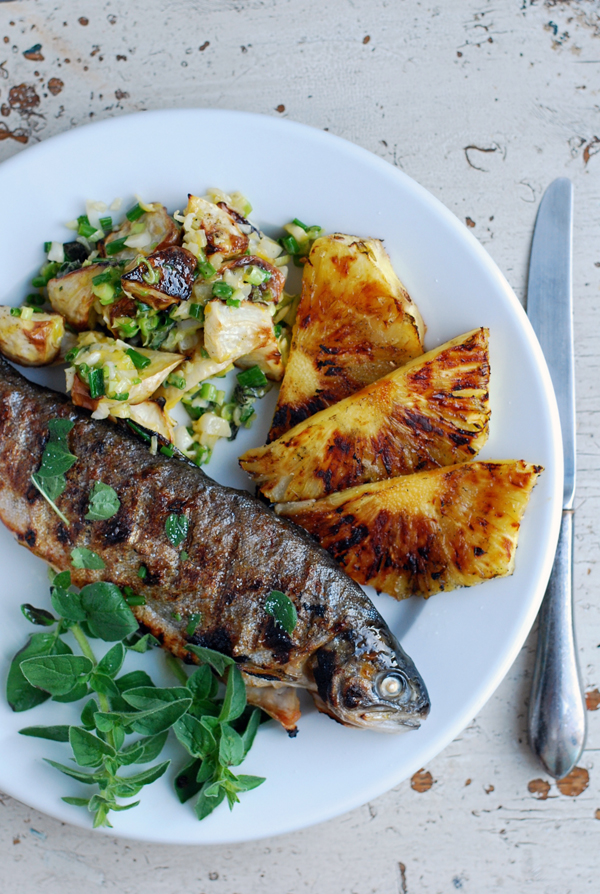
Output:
top-left (0, 107), bottom-right (563, 844)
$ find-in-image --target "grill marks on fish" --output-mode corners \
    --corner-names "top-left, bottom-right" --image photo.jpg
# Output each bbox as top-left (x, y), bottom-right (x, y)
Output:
top-left (0, 357), bottom-right (430, 732)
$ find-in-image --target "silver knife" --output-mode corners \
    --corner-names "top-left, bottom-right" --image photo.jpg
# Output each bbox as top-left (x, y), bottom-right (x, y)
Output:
top-left (527, 177), bottom-right (586, 779)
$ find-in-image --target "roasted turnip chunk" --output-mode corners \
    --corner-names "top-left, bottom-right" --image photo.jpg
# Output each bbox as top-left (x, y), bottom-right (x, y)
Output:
top-left (101, 204), bottom-right (180, 260)
top-left (47, 264), bottom-right (107, 330)
top-left (0, 308), bottom-right (64, 366)
top-left (121, 246), bottom-right (197, 309)
top-left (203, 299), bottom-right (275, 364)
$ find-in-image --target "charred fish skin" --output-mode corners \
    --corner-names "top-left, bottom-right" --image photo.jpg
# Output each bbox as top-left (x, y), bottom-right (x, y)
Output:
top-left (0, 356), bottom-right (430, 731)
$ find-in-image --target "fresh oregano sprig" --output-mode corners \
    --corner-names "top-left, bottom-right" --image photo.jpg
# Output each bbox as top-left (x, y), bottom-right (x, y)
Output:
top-left (7, 573), bottom-right (266, 827)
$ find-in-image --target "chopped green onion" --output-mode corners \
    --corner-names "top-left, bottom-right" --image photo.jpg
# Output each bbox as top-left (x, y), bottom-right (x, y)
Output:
top-left (99, 216), bottom-right (113, 231)
top-left (237, 365), bottom-right (268, 389)
top-left (64, 345), bottom-right (82, 364)
top-left (226, 297), bottom-right (241, 308)
top-left (172, 611), bottom-right (182, 622)
top-left (43, 240), bottom-right (52, 252)
top-left (137, 565), bottom-right (148, 579)
top-left (20, 307), bottom-right (34, 321)
top-left (244, 265), bottom-right (271, 285)
top-left (180, 550), bottom-right (189, 562)
top-left (92, 270), bottom-right (113, 286)
top-left (126, 203), bottom-right (145, 222)
top-left (160, 444), bottom-right (174, 458)
top-left (166, 374), bottom-right (186, 390)
top-left (125, 348), bottom-right (151, 370)
top-left (292, 218), bottom-right (309, 231)
top-left (125, 593), bottom-right (146, 606)
top-left (31, 276), bottom-right (46, 288)
top-left (274, 323), bottom-right (283, 338)
top-left (220, 402), bottom-right (234, 422)
top-left (25, 293), bottom-right (45, 307)
top-left (93, 282), bottom-right (116, 304)
top-left (186, 613), bottom-right (202, 636)
top-left (192, 444), bottom-right (212, 466)
top-left (281, 235), bottom-right (300, 255)
top-left (189, 303), bottom-right (204, 321)
top-left (126, 420), bottom-right (152, 443)
top-left (78, 221), bottom-right (98, 239)
top-left (197, 260), bottom-right (216, 280)
top-left (212, 281), bottom-right (234, 299)
top-left (109, 393), bottom-right (129, 402)
top-left (199, 382), bottom-right (217, 402)
top-left (10, 307), bottom-right (22, 317)
top-left (105, 237), bottom-right (128, 256)
top-left (88, 367), bottom-right (105, 400)
top-left (140, 258), bottom-right (160, 285)
top-left (116, 319), bottom-right (140, 339)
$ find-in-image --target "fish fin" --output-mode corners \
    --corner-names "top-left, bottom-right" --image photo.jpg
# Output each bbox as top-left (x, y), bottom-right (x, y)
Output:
top-left (245, 680), bottom-right (301, 733)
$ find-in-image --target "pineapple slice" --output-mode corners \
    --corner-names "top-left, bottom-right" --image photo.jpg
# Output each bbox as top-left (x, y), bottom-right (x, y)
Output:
top-left (268, 233), bottom-right (425, 441)
top-left (276, 460), bottom-right (542, 599)
top-left (241, 328), bottom-right (490, 503)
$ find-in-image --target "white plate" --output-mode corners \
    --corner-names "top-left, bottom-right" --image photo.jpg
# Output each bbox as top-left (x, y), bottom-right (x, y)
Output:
top-left (0, 109), bottom-right (562, 844)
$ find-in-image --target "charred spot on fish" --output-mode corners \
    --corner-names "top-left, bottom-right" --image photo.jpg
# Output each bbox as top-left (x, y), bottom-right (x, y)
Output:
top-left (192, 627), bottom-right (233, 657)
top-left (343, 684), bottom-right (365, 709)
top-left (431, 571), bottom-right (443, 580)
top-left (473, 546), bottom-right (485, 556)
top-left (302, 602), bottom-right (326, 617)
top-left (25, 481), bottom-right (40, 504)
top-left (23, 529), bottom-right (36, 547)
top-left (101, 519), bottom-right (131, 546)
top-left (313, 649), bottom-right (337, 704)
top-left (263, 616), bottom-right (293, 663)
top-left (55, 522), bottom-right (70, 544)
top-left (244, 670), bottom-right (280, 681)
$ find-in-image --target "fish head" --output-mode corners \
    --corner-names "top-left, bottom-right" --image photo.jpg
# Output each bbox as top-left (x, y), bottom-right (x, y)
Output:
top-left (310, 621), bottom-right (430, 732)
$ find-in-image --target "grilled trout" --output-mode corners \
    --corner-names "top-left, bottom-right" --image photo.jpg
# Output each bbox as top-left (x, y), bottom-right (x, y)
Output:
top-left (0, 356), bottom-right (430, 733)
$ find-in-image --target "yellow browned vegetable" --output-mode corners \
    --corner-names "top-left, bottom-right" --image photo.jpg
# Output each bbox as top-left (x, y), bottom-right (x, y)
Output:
top-left (47, 264), bottom-right (106, 330)
top-left (268, 233), bottom-right (425, 441)
top-left (276, 460), bottom-right (542, 599)
top-left (183, 195), bottom-right (248, 261)
top-left (241, 329), bottom-right (490, 502)
top-left (121, 246), bottom-right (197, 309)
top-left (203, 299), bottom-right (277, 365)
top-left (0, 307), bottom-right (64, 367)
top-left (101, 204), bottom-right (180, 260)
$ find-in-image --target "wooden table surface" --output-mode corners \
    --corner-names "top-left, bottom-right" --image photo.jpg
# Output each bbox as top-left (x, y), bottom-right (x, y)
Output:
top-left (0, 1), bottom-right (598, 891)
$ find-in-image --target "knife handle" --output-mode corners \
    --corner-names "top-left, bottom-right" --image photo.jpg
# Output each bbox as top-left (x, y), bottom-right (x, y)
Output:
top-left (528, 509), bottom-right (586, 778)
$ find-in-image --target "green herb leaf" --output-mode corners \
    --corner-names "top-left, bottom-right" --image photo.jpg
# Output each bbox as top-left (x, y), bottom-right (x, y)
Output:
top-left (35, 419), bottom-right (77, 478)
top-left (96, 643), bottom-right (125, 678)
top-left (184, 644), bottom-right (236, 676)
top-left (187, 664), bottom-right (218, 702)
top-left (71, 547), bottom-right (106, 570)
top-left (195, 781), bottom-right (226, 820)
top-left (264, 590), bottom-right (297, 634)
top-left (120, 732), bottom-right (168, 766)
top-left (121, 686), bottom-right (190, 711)
top-left (81, 698), bottom-right (99, 730)
top-left (165, 513), bottom-right (189, 547)
top-left (174, 757), bottom-right (204, 804)
top-left (53, 570), bottom-right (72, 590)
top-left (218, 665), bottom-right (247, 724)
top-left (20, 654), bottom-right (93, 697)
top-left (7, 634), bottom-right (73, 712)
top-left (241, 707), bottom-right (262, 757)
top-left (20, 604), bottom-right (56, 626)
top-left (129, 699), bottom-right (192, 736)
top-left (116, 670), bottom-right (155, 692)
top-left (122, 631), bottom-right (159, 653)
top-left (89, 672), bottom-right (120, 697)
top-left (69, 726), bottom-right (116, 767)
top-left (30, 474), bottom-right (69, 525)
top-left (111, 760), bottom-right (170, 797)
top-left (173, 714), bottom-right (216, 760)
top-left (85, 481), bottom-right (121, 521)
top-left (44, 759), bottom-right (103, 784)
top-left (19, 724), bottom-right (71, 742)
top-left (79, 582), bottom-right (138, 641)
top-left (234, 774), bottom-right (266, 793)
top-left (53, 679), bottom-right (90, 703)
top-left (62, 797), bottom-right (92, 807)
top-left (219, 723), bottom-right (245, 767)
top-left (51, 586), bottom-right (87, 622)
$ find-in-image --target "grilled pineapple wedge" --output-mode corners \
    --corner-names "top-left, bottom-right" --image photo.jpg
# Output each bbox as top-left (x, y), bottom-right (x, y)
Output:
top-left (268, 233), bottom-right (425, 441)
top-left (241, 328), bottom-right (490, 503)
top-left (276, 460), bottom-right (542, 599)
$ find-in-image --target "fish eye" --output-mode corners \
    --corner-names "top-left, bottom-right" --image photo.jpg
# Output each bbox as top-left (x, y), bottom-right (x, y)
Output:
top-left (377, 671), bottom-right (408, 700)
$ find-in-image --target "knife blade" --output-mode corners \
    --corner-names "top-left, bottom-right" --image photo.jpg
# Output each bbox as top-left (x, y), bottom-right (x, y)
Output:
top-left (527, 178), bottom-right (586, 779)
